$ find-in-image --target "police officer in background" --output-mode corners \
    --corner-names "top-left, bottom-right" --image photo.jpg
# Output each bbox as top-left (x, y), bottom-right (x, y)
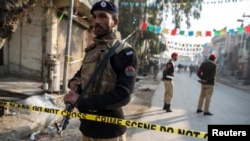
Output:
top-left (64, 1), bottom-right (138, 141)
top-left (196, 54), bottom-right (217, 116)
top-left (161, 52), bottom-right (178, 112)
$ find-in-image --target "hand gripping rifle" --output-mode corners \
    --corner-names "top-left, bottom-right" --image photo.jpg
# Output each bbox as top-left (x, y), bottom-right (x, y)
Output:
top-left (54, 41), bottom-right (121, 135)
top-left (54, 86), bottom-right (81, 135)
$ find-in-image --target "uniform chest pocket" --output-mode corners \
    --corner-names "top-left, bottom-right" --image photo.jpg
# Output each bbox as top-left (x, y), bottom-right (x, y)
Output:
top-left (83, 48), bottom-right (101, 64)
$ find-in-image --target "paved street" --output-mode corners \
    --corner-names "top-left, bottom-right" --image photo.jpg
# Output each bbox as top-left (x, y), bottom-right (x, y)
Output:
top-left (129, 71), bottom-right (250, 141)
top-left (0, 71), bottom-right (250, 140)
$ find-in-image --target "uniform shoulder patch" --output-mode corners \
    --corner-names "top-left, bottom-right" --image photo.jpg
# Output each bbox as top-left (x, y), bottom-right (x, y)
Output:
top-left (125, 50), bottom-right (134, 56)
top-left (124, 66), bottom-right (135, 77)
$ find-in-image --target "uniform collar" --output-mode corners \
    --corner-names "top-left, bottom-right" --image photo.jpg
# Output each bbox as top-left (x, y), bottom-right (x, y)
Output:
top-left (94, 31), bottom-right (120, 41)
top-left (93, 31), bottom-right (121, 48)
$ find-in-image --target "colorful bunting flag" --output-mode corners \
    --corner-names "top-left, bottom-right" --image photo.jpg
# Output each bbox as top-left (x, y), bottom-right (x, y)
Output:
top-left (205, 31), bottom-right (211, 37)
top-left (196, 31), bottom-right (202, 37)
top-left (188, 31), bottom-right (194, 36)
top-left (214, 30), bottom-right (220, 36)
top-left (228, 29), bottom-right (235, 35)
top-left (179, 30), bottom-right (185, 35)
top-left (237, 27), bottom-right (244, 34)
top-left (139, 22), bottom-right (250, 37)
top-left (245, 25), bottom-right (250, 33)
top-left (121, 0), bottom-right (247, 8)
top-left (162, 28), bottom-right (169, 34)
top-left (155, 26), bottom-right (161, 33)
top-left (140, 22), bottom-right (148, 30)
top-left (220, 27), bottom-right (227, 35)
top-left (171, 29), bottom-right (177, 35)
top-left (148, 24), bottom-right (154, 32)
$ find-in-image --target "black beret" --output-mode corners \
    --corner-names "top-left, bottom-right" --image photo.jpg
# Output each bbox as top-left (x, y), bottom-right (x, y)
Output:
top-left (91, 0), bottom-right (118, 15)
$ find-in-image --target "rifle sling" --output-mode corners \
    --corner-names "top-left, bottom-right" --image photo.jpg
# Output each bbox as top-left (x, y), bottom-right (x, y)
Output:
top-left (73, 40), bottom-right (121, 107)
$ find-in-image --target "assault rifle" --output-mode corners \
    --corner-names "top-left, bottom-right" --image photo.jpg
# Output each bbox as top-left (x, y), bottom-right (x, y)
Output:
top-left (54, 85), bottom-right (81, 135)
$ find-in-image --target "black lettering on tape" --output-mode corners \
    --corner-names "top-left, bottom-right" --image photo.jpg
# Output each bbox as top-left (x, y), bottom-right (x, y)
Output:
top-left (160, 126), bottom-right (167, 132)
top-left (61, 110), bottom-right (68, 116)
top-left (1, 101), bottom-right (210, 139)
top-left (193, 131), bottom-right (201, 137)
top-left (95, 116), bottom-right (122, 125)
top-left (185, 130), bottom-right (193, 137)
top-left (79, 113), bottom-right (87, 119)
top-left (125, 120), bottom-right (131, 126)
top-left (32, 106), bottom-right (42, 112)
top-left (70, 112), bottom-right (77, 118)
top-left (203, 133), bottom-right (208, 139)
top-left (167, 127), bottom-right (174, 133)
top-left (44, 108), bottom-right (59, 114)
top-left (137, 122), bottom-right (143, 128)
top-left (150, 124), bottom-right (156, 130)
top-left (131, 121), bottom-right (138, 127)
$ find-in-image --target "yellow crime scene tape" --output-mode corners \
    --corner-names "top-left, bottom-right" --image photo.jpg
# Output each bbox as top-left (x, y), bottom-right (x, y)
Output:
top-left (0, 101), bottom-right (208, 139)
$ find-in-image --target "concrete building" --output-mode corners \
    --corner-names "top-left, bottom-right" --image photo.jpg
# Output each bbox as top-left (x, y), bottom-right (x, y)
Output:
top-left (211, 26), bottom-right (250, 84)
top-left (0, 0), bottom-right (99, 92)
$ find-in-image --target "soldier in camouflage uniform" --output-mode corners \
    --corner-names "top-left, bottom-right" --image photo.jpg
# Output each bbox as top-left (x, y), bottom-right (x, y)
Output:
top-left (64, 1), bottom-right (138, 141)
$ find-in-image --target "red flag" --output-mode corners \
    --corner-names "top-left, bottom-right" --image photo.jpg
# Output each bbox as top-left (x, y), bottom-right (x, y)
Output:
top-left (205, 31), bottom-right (211, 37)
top-left (245, 25), bottom-right (250, 33)
top-left (140, 22), bottom-right (148, 30)
top-left (171, 29), bottom-right (177, 35)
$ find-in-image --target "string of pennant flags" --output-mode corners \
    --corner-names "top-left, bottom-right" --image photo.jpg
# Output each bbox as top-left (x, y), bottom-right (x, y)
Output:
top-left (165, 40), bottom-right (205, 55)
top-left (140, 22), bottom-right (250, 37)
top-left (121, 0), bottom-right (248, 8)
top-left (120, 0), bottom-right (249, 54)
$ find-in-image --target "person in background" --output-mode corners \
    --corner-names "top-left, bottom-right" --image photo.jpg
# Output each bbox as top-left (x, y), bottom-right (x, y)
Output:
top-left (189, 64), bottom-right (195, 77)
top-left (64, 1), bottom-right (138, 141)
top-left (196, 54), bottom-right (217, 116)
top-left (161, 52), bottom-right (178, 112)
top-left (153, 61), bottom-right (159, 81)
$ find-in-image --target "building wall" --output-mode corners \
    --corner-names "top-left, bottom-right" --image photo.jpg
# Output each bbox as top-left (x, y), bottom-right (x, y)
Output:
top-left (3, 4), bottom-right (43, 80)
top-left (1, 1), bottom-right (91, 84)
top-left (57, 18), bottom-right (88, 82)
top-left (212, 32), bottom-right (250, 79)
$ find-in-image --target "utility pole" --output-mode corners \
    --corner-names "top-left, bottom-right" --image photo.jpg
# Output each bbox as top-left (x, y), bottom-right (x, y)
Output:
top-left (62, 0), bottom-right (74, 93)
top-left (237, 19), bottom-right (244, 50)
